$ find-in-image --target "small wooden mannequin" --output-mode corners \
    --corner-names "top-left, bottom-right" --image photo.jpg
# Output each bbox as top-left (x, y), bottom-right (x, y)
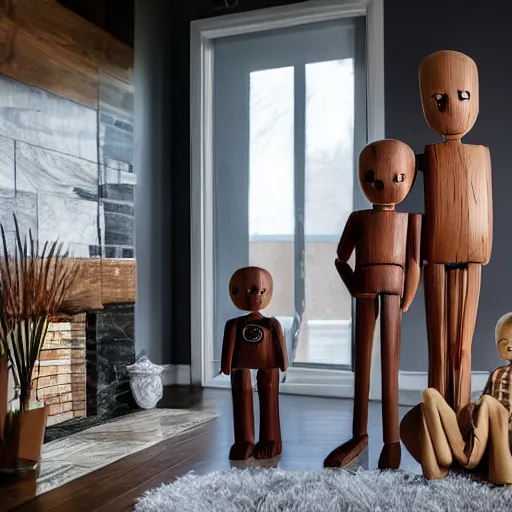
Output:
top-left (404, 313), bottom-right (512, 485)
top-left (324, 139), bottom-right (422, 470)
top-left (221, 266), bottom-right (288, 461)
top-left (419, 50), bottom-right (493, 412)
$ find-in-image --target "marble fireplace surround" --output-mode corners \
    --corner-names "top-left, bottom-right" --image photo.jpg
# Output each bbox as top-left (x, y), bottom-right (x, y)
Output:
top-left (44, 259), bottom-right (138, 442)
top-left (44, 303), bottom-right (136, 442)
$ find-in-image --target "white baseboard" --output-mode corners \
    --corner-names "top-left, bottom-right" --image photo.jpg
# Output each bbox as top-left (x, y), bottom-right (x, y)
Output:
top-left (198, 366), bottom-right (491, 406)
top-left (281, 366), bottom-right (355, 398)
top-left (161, 364), bottom-right (192, 386)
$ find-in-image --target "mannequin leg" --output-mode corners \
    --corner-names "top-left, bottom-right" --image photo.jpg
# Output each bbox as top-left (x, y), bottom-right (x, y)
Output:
top-left (324, 296), bottom-right (378, 468)
top-left (378, 294), bottom-right (401, 470)
top-left (447, 268), bottom-right (464, 410)
top-left (457, 264), bottom-right (481, 412)
top-left (229, 368), bottom-right (255, 460)
top-left (421, 389), bottom-right (512, 484)
top-left (400, 404), bottom-right (422, 463)
top-left (254, 368), bottom-right (281, 460)
top-left (446, 264), bottom-right (481, 412)
top-left (424, 263), bottom-right (448, 401)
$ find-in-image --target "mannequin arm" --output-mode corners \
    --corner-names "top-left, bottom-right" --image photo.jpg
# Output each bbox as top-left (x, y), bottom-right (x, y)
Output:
top-left (484, 147), bottom-right (493, 265)
top-left (402, 213), bottom-right (422, 312)
top-left (272, 317), bottom-right (288, 372)
top-left (221, 318), bottom-right (237, 375)
top-left (335, 212), bottom-right (357, 295)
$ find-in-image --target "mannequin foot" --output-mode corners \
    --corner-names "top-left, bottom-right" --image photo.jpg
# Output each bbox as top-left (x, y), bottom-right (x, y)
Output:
top-left (378, 441), bottom-right (401, 470)
top-left (324, 434), bottom-right (368, 468)
top-left (254, 440), bottom-right (282, 460)
top-left (229, 441), bottom-right (255, 461)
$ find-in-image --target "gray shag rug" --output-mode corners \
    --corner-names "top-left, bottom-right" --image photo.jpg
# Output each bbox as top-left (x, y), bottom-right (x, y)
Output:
top-left (135, 468), bottom-right (512, 511)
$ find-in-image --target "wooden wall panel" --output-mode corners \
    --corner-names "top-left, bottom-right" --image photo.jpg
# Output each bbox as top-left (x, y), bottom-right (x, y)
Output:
top-left (0, 0), bottom-right (133, 109)
top-left (0, 17), bottom-right (98, 108)
top-left (11, 0), bottom-right (132, 82)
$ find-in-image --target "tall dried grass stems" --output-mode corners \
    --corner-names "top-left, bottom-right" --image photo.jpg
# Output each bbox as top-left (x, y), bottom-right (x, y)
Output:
top-left (0, 215), bottom-right (81, 411)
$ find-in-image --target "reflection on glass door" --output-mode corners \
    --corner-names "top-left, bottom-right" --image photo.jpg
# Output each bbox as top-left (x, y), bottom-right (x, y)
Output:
top-left (213, 19), bottom-right (366, 375)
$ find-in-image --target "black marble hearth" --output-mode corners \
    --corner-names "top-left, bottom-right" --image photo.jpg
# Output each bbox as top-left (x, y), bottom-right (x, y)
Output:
top-left (86, 303), bottom-right (137, 417)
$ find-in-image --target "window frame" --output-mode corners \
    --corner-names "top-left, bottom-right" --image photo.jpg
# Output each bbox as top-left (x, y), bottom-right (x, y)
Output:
top-left (190, 0), bottom-right (385, 397)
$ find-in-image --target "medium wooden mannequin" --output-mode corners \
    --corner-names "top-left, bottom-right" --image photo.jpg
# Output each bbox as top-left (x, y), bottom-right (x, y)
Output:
top-left (221, 267), bottom-right (288, 461)
top-left (324, 139), bottom-right (421, 470)
top-left (419, 50), bottom-right (492, 412)
top-left (404, 313), bottom-right (512, 485)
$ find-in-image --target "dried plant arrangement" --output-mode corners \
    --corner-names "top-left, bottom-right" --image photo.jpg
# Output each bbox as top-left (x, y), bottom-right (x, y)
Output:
top-left (0, 214), bottom-right (82, 471)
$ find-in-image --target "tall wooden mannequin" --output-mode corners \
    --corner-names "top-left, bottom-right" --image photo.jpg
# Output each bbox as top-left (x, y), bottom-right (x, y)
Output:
top-left (419, 50), bottom-right (492, 412)
top-left (324, 140), bottom-right (421, 470)
top-left (221, 267), bottom-right (288, 461)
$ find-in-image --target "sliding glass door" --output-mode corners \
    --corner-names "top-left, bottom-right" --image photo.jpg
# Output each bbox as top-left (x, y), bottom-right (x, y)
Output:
top-left (211, 18), bottom-right (367, 379)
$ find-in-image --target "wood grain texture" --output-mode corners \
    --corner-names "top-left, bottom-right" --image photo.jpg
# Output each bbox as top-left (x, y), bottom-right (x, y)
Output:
top-left (10, 0), bottom-right (132, 82)
top-left (0, 0), bottom-right (133, 109)
top-left (0, 389), bottom-right (419, 511)
top-left (336, 139), bottom-right (419, 299)
top-left (222, 267), bottom-right (287, 461)
top-left (402, 213), bottom-right (422, 312)
top-left (228, 266), bottom-right (273, 312)
top-left (0, 16), bottom-right (98, 109)
top-left (419, 50), bottom-right (479, 139)
top-left (419, 51), bottom-right (491, 415)
top-left (379, 294), bottom-right (401, 469)
top-left (456, 263), bottom-right (481, 411)
top-left (225, 316), bottom-right (286, 371)
top-left (67, 258), bottom-right (136, 308)
top-left (424, 141), bottom-right (492, 264)
top-left (336, 210), bottom-right (409, 298)
top-left (358, 139), bottom-right (416, 206)
top-left (355, 211), bottom-right (409, 268)
top-left (328, 139), bottom-right (420, 470)
top-left (424, 263), bottom-right (448, 399)
top-left (352, 297), bottom-right (377, 437)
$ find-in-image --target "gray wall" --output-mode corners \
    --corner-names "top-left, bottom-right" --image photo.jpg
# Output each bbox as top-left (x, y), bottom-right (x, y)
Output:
top-left (385, 0), bottom-right (508, 372)
top-left (134, 0), bottom-right (174, 364)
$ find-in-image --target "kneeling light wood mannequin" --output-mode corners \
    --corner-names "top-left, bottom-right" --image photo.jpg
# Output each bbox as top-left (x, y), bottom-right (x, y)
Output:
top-left (407, 313), bottom-right (512, 485)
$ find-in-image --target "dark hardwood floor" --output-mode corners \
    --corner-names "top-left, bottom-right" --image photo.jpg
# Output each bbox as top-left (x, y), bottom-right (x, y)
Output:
top-left (0, 387), bottom-right (419, 511)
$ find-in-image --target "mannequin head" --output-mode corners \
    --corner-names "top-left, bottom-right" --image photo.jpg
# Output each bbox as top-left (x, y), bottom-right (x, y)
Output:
top-left (419, 50), bottom-right (479, 139)
top-left (496, 313), bottom-right (512, 362)
top-left (359, 139), bottom-right (416, 207)
top-left (229, 266), bottom-right (273, 312)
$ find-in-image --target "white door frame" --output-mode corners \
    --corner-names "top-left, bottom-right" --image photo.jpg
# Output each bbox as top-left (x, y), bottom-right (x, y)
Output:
top-left (190, 0), bottom-right (385, 397)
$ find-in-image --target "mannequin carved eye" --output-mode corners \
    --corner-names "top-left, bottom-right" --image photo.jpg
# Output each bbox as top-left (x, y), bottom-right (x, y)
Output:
top-left (365, 170), bottom-right (375, 183)
top-left (395, 174), bottom-right (405, 183)
top-left (259, 288), bottom-right (266, 295)
top-left (433, 93), bottom-right (447, 112)
top-left (231, 287), bottom-right (239, 295)
top-left (458, 90), bottom-right (470, 101)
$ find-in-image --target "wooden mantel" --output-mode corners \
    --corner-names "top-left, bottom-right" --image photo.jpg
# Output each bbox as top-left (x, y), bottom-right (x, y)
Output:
top-left (72, 258), bottom-right (136, 307)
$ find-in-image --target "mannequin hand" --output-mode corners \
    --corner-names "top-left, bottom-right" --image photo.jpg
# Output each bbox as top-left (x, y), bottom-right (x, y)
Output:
top-left (335, 259), bottom-right (356, 295)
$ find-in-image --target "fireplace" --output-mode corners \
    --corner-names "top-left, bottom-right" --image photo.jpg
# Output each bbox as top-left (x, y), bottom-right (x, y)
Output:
top-left (34, 303), bottom-right (136, 442)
